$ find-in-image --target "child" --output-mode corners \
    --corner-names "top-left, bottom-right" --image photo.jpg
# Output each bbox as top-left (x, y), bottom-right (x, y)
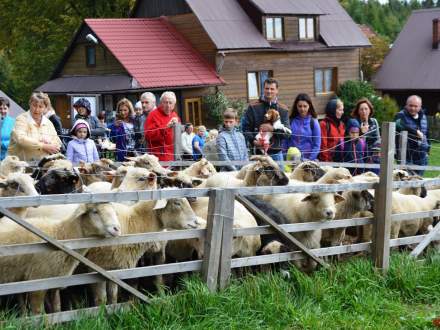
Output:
top-left (192, 125), bottom-right (206, 160)
top-left (133, 101), bottom-right (145, 151)
top-left (343, 119), bottom-right (366, 176)
top-left (216, 108), bottom-right (248, 171)
top-left (66, 119), bottom-right (100, 165)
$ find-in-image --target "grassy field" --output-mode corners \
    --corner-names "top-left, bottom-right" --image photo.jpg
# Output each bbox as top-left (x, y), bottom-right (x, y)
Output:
top-left (425, 142), bottom-right (440, 178)
top-left (3, 253), bottom-right (440, 330)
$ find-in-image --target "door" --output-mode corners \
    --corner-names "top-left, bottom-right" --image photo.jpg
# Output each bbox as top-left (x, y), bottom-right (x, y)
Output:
top-left (184, 98), bottom-right (202, 126)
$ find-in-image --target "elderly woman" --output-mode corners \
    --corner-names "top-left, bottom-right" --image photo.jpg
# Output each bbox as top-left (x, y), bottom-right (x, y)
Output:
top-left (8, 92), bottom-right (61, 161)
top-left (144, 91), bottom-right (181, 161)
top-left (73, 98), bottom-right (106, 140)
top-left (0, 97), bottom-right (16, 160)
top-left (349, 98), bottom-right (381, 163)
top-left (109, 98), bottom-right (136, 161)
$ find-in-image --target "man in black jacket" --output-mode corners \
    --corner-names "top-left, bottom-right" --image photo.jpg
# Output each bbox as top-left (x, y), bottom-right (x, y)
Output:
top-left (241, 78), bottom-right (291, 161)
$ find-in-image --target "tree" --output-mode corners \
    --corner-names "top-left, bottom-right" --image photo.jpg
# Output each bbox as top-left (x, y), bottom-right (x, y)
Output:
top-left (361, 35), bottom-right (391, 82)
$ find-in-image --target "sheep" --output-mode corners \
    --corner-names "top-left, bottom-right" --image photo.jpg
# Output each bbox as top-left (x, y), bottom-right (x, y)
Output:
top-left (0, 182), bottom-right (121, 314)
top-left (321, 190), bottom-right (374, 248)
top-left (182, 158), bottom-right (217, 179)
top-left (34, 168), bottom-right (81, 195)
top-left (397, 175), bottom-right (427, 198)
top-left (0, 172), bottom-right (39, 219)
top-left (290, 161), bottom-right (326, 182)
top-left (77, 159), bottom-right (118, 185)
top-left (31, 153), bottom-right (73, 180)
top-left (351, 171), bottom-right (380, 183)
top-left (261, 187), bottom-right (345, 272)
top-left (0, 155), bottom-right (28, 176)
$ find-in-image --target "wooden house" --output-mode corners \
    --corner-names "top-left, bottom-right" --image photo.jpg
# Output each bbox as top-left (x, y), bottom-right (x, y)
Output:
top-left (373, 9), bottom-right (440, 115)
top-left (38, 0), bottom-right (369, 128)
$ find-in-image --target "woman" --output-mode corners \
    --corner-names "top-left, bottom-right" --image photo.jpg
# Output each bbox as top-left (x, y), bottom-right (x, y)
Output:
top-left (73, 98), bottom-right (107, 140)
top-left (8, 92), bottom-right (61, 161)
top-left (0, 97), bottom-right (15, 160)
top-left (109, 98), bottom-right (136, 161)
top-left (285, 93), bottom-right (321, 161)
top-left (319, 98), bottom-right (345, 162)
top-left (350, 98), bottom-right (381, 162)
top-left (144, 91), bottom-right (180, 161)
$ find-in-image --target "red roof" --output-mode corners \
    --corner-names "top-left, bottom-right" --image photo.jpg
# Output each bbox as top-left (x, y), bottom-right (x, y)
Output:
top-left (85, 18), bottom-right (224, 89)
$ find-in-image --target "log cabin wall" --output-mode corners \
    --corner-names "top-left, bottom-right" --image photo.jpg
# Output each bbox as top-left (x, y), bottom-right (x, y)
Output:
top-left (61, 44), bottom-right (127, 76)
top-left (217, 48), bottom-right (360, 114)
top-left (167, 14), bottom-right (217, 65)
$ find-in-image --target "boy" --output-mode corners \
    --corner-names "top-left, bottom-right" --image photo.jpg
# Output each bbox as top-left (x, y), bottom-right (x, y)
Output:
top-left (343, 119), bottom-right (366, 175)
top-left (217, 108), bottom-right (249, 171)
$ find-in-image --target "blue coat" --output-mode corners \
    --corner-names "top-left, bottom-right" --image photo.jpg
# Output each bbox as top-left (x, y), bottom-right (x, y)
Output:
top-left (0, 116), bottom-right (15, 160)
top-left (192, 134), bottom-right (205, 160)
top-left (66, 138), bottom-right (100, 165)
top-left (343, 138), bottom-right (366, 175)
top-left (286, 115), bottom-right (321, 160)
top-left (216, 127), bottom-right (249, 171)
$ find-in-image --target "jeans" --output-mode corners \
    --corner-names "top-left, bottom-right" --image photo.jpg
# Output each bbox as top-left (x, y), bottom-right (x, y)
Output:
top-left (408, 152), bottom-right (428, 176)
top-left (269, 151), bottom-right (284, 171)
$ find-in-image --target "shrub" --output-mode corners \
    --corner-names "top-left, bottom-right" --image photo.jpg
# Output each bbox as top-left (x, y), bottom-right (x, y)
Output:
top-left (203, 92), bottom-right (247, 126)
top-left (337, 80), bottom-right (399, 123)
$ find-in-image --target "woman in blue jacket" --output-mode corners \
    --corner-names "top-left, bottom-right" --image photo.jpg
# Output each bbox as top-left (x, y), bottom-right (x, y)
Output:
top-left (285, 93), bottom-right (321, 160)
top-left (0, 97), bottom-right (15, 160)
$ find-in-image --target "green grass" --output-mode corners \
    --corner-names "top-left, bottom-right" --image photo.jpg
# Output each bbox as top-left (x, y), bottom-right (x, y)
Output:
top-left (3, 253), bottom-right (440, 330)
top-left (424, 142), bottom-right (440, 178)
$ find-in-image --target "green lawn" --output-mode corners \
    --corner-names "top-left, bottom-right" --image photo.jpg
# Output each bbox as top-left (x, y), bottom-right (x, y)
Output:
top-left (425, 142), bottom-right (440, 178)
top-left (3, 253), bottom-right (440, 330)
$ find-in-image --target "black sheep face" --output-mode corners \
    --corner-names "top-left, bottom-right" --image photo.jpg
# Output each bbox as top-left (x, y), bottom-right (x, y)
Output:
top-left (36, 169), bottom-right (80, 195)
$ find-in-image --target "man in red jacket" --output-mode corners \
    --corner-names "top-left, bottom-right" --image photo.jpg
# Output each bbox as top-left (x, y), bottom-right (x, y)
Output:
top-left (144, 91), bottom-right (180, 161)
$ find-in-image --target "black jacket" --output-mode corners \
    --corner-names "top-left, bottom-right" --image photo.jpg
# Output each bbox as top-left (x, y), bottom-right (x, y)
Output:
top-left (241, 99), bottom-right (290, 154)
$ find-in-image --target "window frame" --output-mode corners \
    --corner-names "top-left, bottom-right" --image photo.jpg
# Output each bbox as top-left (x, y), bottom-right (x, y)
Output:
top-left (314, 67), bottom-right (338, 96)
top-left (85, 45), bottom-right (96, 68)
top-left (246, 70), bottom-right (273, 101)
top-left (298, 17), bottom-right (315, 41)
top-left (265, 16), bottom-right (284, 41)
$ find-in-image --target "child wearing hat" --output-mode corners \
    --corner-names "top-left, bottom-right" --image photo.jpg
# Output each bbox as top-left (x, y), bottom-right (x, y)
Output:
top-left (343, 119), bottom-right (366, 175)
top-left (66, 119), bottom-right (100, 165)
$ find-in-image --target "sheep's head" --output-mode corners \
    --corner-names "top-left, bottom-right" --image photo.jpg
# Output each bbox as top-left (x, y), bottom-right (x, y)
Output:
top-left (33, 155), bottom-right (73, 180)
top-left (301, 192), bottom-right (345, 221)
top-left (153, 197), bottom-right (201, 229)
top-left (78, 159), bottom-right (118, 184)
top-left (291, 161), bottom-right (326, 182)
top-left (190, 158), bottom-right (217, 178)
top-left (317, 167), bottom-right (352, 184)
top-left (348, 190), bottom-right (375, 213)
top-left (247, 156), bottom-right (289, 186)
top-left (125, 154), bottom-right (166, 174)
top-left (35, 168), bottom-right (80, 195)
top-left (116, 167), bottom-right (157, 192)
top-left (0, 156), bottom-right (28, 176)
top-left (260, 240), bottom-right (289, 255)
top-left (398, 175), bottom-right (427, 198)
top-left (0, 173), bottom-right (39, 197)
top-left (393, 169), bottom-right (410, 181)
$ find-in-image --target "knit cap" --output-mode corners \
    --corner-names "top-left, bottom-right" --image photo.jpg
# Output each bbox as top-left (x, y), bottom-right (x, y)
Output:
top-left (346, 119), bottom-right (360, 133)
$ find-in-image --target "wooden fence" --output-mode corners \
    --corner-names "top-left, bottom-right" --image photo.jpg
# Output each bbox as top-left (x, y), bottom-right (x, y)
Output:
top-left (1, 122), bottom-right (440, 325)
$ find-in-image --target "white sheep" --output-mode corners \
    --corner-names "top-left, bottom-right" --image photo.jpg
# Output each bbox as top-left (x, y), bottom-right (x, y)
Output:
top-left (0, 182), bottom-right (121, 314)
top-left (0, 155), bottom-right (28, 176)
top-left (290, 161), bottom-right (326, 182)
top-left (182, 158), bottom-right (217, 179)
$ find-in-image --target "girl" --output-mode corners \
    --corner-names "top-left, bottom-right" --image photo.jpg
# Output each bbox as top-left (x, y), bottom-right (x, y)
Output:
top-left (285, 93), bottom-right (321, 161)
top-left (343, 119), bottom-right (366, 176)
top-left (109, 98), bottom-right (136, 161)
top-left (319, 98), bottom-right (345, 162)
top-left (66, 119), bottom-right (99, 165)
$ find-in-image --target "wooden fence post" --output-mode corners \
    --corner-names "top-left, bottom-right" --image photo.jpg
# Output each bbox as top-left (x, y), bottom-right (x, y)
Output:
top-left (173, 123), bottom-right (182, 161)
top-left (398, 130), bottom-right (408, 165)
top-left (202, 189), bottom-right (229, 291)
top-left (218, 190), bottom-right (235, 290)
top-left (372, 122), bottom-right (395, 272)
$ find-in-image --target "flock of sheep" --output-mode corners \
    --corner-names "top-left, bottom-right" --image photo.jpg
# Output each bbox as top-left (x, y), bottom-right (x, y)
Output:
top-left (0, 153), bottom-right (438, 315)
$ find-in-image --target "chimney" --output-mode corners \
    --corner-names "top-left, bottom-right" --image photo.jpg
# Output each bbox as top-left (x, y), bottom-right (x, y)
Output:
top-left (433, 18), bottom-right (440, 50)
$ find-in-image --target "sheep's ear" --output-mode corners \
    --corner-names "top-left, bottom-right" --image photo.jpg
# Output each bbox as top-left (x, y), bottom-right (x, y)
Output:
top-left (301, 194), bottom-right (315, 202)
top-left (153, 199), bottom-right (168, 210)
top-left (191, 178), bottom-right (203, 187)
top-left (334, 194), bottom-right (345, 203)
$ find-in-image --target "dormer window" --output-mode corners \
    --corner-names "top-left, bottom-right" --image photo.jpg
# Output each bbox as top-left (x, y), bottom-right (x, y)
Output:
top-left (265, 17), bottom-right (283, 41)
top-left (299, 17), bottom-right (315, 40)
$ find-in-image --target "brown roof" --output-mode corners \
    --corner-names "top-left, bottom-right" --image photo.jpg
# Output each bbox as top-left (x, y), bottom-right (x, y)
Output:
top-left (0, 90), bottom-right (25, 118)
top-left (185, 0), bottom-right (271, 50)
top-left (250, 0), bottom-right (323, 15)
top-left (373, 9), bottom-right (440, 90)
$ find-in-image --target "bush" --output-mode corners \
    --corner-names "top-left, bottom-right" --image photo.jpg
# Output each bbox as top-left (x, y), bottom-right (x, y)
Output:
top-left (203, 92), bottom-right (247, 126)
top-left (337, 80), bottom-right (399, 123)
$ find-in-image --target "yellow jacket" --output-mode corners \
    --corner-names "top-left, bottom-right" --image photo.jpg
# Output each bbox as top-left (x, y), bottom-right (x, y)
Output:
top-left (8, 112), bottom-right (62, 161)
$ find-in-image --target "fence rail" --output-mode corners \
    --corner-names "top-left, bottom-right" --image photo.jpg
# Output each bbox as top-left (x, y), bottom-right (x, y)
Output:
top-left (1, 122), bottom-right (440, 325)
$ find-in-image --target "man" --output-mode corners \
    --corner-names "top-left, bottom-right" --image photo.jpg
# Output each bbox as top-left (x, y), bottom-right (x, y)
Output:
top-left (241, 78), bottom-right (290, 161)
top-left (144, 91), bottom-right (180, 161)
top-left (395, 95), bottom-right (430, 175)
top-left (140, 92), bottom-right (157, 152)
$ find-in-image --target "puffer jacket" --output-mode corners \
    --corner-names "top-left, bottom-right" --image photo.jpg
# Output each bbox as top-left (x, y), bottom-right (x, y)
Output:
top-left (216, 127), bottom-right (249, 171)
top-left (395, 108), bottom-right (430, 154)
top-left (66, 137), bottom-right (100, 165)
top-left (286, 115), bottom-right (321, 161)
top-left (319, 117), bottom-right (345, 162)
top-left (0, 116), bottom-right (15, 160)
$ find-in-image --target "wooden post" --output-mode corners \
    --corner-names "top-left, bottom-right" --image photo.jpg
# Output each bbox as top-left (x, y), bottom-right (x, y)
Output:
top-left (398, 130), bottom-right (408, 165)
top-left (202, 189), bottom-right (229, 291)
top-left (372, 122), bottom-right (395, 272)
top-left (218, 190), bottom-right (235, 290)
top-left (0, 207), bottom-right (150, 304)
top-left (173, 123), bottom-right (182, 161)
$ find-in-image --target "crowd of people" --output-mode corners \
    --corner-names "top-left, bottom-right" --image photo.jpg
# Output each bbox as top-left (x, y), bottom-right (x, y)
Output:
top-left (0, 80), bottom-right (430, 175)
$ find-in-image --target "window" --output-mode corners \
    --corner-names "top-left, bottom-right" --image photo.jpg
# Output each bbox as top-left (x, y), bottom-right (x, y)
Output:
top-left (86, 46), bottom-right (96, 67)
top-left (265, 17), bottom-right (283, 41)
top-left (299, 17), bottom-right (315, 40)
top-left (314, 68), bottom-right (337, 94)
top-left (247, 71), bottom-right (272, 100)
